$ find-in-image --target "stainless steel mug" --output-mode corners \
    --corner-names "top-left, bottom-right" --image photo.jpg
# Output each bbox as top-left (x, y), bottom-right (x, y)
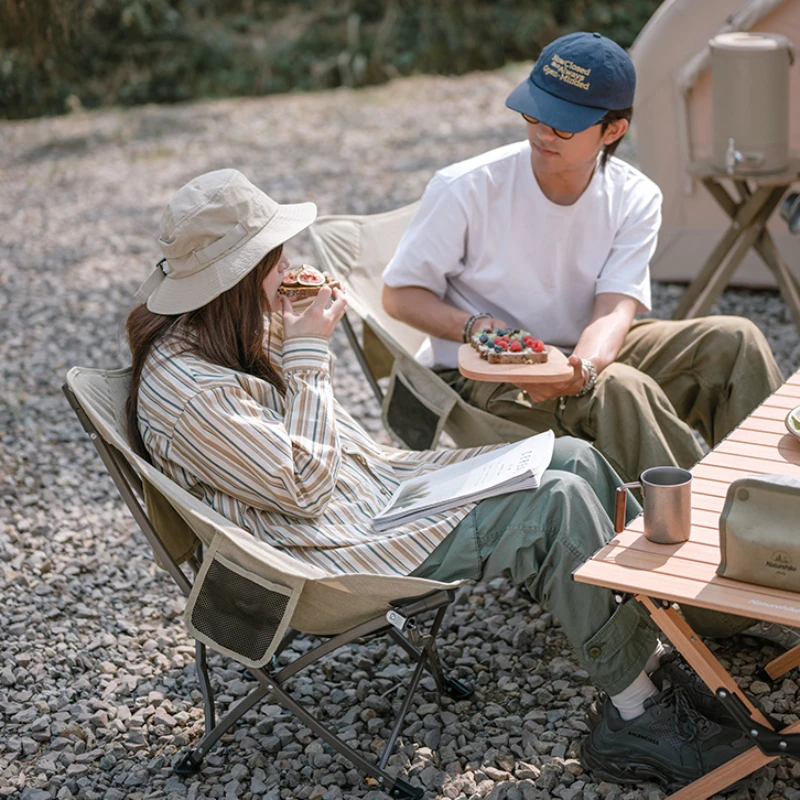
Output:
top-left (614, 466), bottom-right (693, 544)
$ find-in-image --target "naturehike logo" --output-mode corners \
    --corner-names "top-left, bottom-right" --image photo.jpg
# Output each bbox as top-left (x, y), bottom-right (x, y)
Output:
top-left (766, 551), bottom-right (796, 572)
top-left (543, 54), bottom-right (591, 91)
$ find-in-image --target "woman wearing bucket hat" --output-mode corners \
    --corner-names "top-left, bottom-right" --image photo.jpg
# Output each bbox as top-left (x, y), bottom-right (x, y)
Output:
top-left (382, 31), bottom-right (783, 492)
top-left (127, 169), bottom-right (752, 791)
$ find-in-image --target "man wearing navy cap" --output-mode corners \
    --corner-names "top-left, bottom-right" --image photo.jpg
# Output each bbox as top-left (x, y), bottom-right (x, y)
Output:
top-left (382, 31), bottom-right (781, 489)
top-left (382, 31), bottom-right (784, 788)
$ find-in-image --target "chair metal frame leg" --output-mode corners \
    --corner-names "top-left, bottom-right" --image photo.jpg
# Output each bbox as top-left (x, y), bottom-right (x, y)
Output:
top-left (195, 641), bottom-right (216, 735)
top-left (342, 312), bottom-right (384, 405)
top-left (175, 593), bottom-right (468, 800)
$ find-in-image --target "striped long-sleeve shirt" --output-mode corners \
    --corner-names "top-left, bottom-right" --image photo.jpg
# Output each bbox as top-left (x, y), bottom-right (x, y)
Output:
top-left (137, 323), bottom-right (497, 576)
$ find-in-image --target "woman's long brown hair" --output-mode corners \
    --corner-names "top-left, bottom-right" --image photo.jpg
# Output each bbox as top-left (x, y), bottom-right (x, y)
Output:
top-left (126, 246), bottom-right (286, 459)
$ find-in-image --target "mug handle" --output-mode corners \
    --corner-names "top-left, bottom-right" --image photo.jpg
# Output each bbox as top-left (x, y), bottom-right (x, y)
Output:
top-left (614, 482), bottom-right (641, 533)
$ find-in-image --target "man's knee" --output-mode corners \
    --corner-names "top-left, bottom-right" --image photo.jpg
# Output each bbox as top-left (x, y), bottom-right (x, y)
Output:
top-left (692, 315), bottom-right (780, 383)
top-left (597, 362), bottom-right (663, 406)
top-left (693, 315), bottom-right (767, 356)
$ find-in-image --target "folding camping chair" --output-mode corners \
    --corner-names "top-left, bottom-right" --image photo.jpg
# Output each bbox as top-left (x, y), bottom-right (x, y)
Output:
top-left (63, 365), bottom-right (475, 800)
top-left (308, 203), bottom-right (532, 451)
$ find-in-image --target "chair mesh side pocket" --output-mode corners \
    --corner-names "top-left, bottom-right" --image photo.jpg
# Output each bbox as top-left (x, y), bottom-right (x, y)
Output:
top-left (185, 551), bottom-right (300, 668)
top-left (382, 366), bottom-right (456, 451)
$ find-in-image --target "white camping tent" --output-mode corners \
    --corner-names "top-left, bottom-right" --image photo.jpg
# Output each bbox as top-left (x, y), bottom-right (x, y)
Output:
top-left (632, 0), bottom-right (800, 286)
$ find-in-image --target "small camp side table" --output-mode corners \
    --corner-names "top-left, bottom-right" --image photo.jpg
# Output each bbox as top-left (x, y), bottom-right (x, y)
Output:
top-left (672, 159), bottom-right (800, 330)
top-left (574, 370), bottom-right (800, 799)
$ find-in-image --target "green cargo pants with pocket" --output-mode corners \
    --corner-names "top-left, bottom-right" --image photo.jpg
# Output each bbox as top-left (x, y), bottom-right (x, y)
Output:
top-left (412, 436), bottom-right (756, 695)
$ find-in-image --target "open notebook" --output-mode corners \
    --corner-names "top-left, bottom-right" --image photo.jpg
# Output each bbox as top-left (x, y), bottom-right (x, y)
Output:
top-left (372, 431), bottom-right (555, 531)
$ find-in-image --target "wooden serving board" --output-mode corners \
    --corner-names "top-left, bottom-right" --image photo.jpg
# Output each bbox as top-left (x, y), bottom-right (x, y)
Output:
top-left (458, 343), bottom-right (573, 384)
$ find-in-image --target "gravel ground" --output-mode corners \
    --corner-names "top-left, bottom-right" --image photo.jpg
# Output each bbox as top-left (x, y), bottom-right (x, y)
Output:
top-left (3, 65), bottom-right (800, 800)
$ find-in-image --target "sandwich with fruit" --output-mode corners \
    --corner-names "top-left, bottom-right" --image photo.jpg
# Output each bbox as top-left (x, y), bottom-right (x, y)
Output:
top-left (278, 265), bottom-right (342, 300)
top-left (471, 328), bottom-right (548, 365)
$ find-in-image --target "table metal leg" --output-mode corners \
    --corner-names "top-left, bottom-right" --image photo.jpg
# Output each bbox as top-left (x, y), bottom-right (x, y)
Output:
top-left (635, 595), bottom-right (799, 800)
top-left (637, 596), bottom-right (771, 727)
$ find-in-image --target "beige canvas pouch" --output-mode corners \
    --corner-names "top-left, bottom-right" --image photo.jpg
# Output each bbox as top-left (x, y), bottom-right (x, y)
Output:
top-left (718, 474), bottom-right (800, 591)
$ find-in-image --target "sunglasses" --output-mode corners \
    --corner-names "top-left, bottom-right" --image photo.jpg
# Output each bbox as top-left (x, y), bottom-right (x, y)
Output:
top-left (521, 112), bottom-right (611, 140)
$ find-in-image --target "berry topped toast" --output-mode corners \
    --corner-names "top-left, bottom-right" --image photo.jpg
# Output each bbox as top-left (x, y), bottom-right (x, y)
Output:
top-left (278, 265), bottom-right (342, 299)
top-left (471, 328), bottom-right (548, 365)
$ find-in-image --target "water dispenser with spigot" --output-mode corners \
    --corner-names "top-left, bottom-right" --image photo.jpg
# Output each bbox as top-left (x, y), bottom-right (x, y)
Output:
top-left (710, 32), bottom-right (795, 175)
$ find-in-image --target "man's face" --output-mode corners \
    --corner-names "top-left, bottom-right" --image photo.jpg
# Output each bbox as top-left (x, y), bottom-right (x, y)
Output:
top-left (525, 116), bottom-right (628, 176)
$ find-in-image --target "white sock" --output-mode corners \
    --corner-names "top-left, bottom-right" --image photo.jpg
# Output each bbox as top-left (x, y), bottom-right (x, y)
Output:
top-left (644, 640), bottom-right (667, 675)
top-left (610, 670), bottom-right (658, 721)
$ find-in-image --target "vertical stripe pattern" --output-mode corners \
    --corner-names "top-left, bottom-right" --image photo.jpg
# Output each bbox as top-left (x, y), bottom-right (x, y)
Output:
top-left (137, 324), bottom-right (498, 576)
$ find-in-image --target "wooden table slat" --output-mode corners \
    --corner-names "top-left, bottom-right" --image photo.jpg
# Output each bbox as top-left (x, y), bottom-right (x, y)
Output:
top-left (574, 558), bottom-right (800, 627)
top-left (692, 477), bottom-right (740, 498)
top-left (750, 403), bottom-right (795, 421)
top-left (590, 543), bottom-right (800, 606)
top-left (733, 416), bottom-right (795, 436)
top-left (715, 435), bottom-right (796, 458)
top-left (694, 457), bottom-right (800, 480)
top-left (611, 530), bottom-right (721, 565)
top-left (688, 492), bottom-right (726, 513)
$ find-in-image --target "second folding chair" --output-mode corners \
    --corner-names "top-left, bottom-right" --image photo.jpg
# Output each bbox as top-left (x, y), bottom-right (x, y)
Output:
top-left (309, 203), bottom-right (532, 451)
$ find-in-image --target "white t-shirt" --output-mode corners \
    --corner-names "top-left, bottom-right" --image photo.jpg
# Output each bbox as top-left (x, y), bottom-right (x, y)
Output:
top-left (382, 140), bottom-right (662, 369)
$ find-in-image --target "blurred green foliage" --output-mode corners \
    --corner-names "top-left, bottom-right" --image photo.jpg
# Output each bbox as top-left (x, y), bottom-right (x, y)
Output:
top-left (0, 0), bottom-right (663, 120)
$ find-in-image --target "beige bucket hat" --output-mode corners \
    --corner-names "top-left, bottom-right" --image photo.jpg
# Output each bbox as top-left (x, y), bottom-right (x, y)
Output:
top-left (135, 169), bottom-right (317, 314)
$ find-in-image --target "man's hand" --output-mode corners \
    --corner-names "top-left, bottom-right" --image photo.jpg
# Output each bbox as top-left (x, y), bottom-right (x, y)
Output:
top-left (470, 316), bottom-right (510, 338)
top-left (513, 354), bottom-right (585, 404)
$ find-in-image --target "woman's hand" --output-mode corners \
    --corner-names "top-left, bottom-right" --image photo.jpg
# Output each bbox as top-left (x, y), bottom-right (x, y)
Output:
top-left (282, 286), bottom-right (347, 342)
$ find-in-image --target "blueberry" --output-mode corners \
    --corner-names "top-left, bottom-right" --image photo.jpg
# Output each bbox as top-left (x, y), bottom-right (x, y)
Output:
top-left (494, 345), bottom-right (503, 352)
top-left (495, 328), bottom-right (504, 335)
top-left (479, 333), bottom-right (488, 343)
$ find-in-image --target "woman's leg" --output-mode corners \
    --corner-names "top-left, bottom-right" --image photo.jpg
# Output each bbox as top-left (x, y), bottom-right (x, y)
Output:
top-left (413, 445), bottom-right (656, 696)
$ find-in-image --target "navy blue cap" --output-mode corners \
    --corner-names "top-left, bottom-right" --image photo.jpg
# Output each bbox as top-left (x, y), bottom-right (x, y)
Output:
top-left (506, 32), bottom-right (636, 134)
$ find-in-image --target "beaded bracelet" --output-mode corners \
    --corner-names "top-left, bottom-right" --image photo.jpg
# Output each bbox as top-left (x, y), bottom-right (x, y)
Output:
top-left (462, 312), bottom-right (493, 343)
top-left (575, 358), bottom-right (598, 397)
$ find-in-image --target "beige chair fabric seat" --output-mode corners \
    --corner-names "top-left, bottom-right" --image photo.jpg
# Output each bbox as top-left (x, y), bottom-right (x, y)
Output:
top-left (309, 203), bottom-right (533, 450)
top-left (66, 365), bottom-right (461, 662)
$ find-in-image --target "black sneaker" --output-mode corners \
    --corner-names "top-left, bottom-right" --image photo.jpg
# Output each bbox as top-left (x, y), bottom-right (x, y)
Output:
top-left (581, 683), bottom-right (752, 790)
top-left (586, 651), bottom-right (736, 728)
top-left (652, 651), bottom-right (738, 727)
top-left (586, 651), bottom-right (782, 731)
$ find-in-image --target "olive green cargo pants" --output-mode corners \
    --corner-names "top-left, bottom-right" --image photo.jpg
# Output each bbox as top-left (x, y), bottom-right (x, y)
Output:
top-left (412, 436), bottom-right (756, 695)
top-left (439, 316), bottom-right (784, 485)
